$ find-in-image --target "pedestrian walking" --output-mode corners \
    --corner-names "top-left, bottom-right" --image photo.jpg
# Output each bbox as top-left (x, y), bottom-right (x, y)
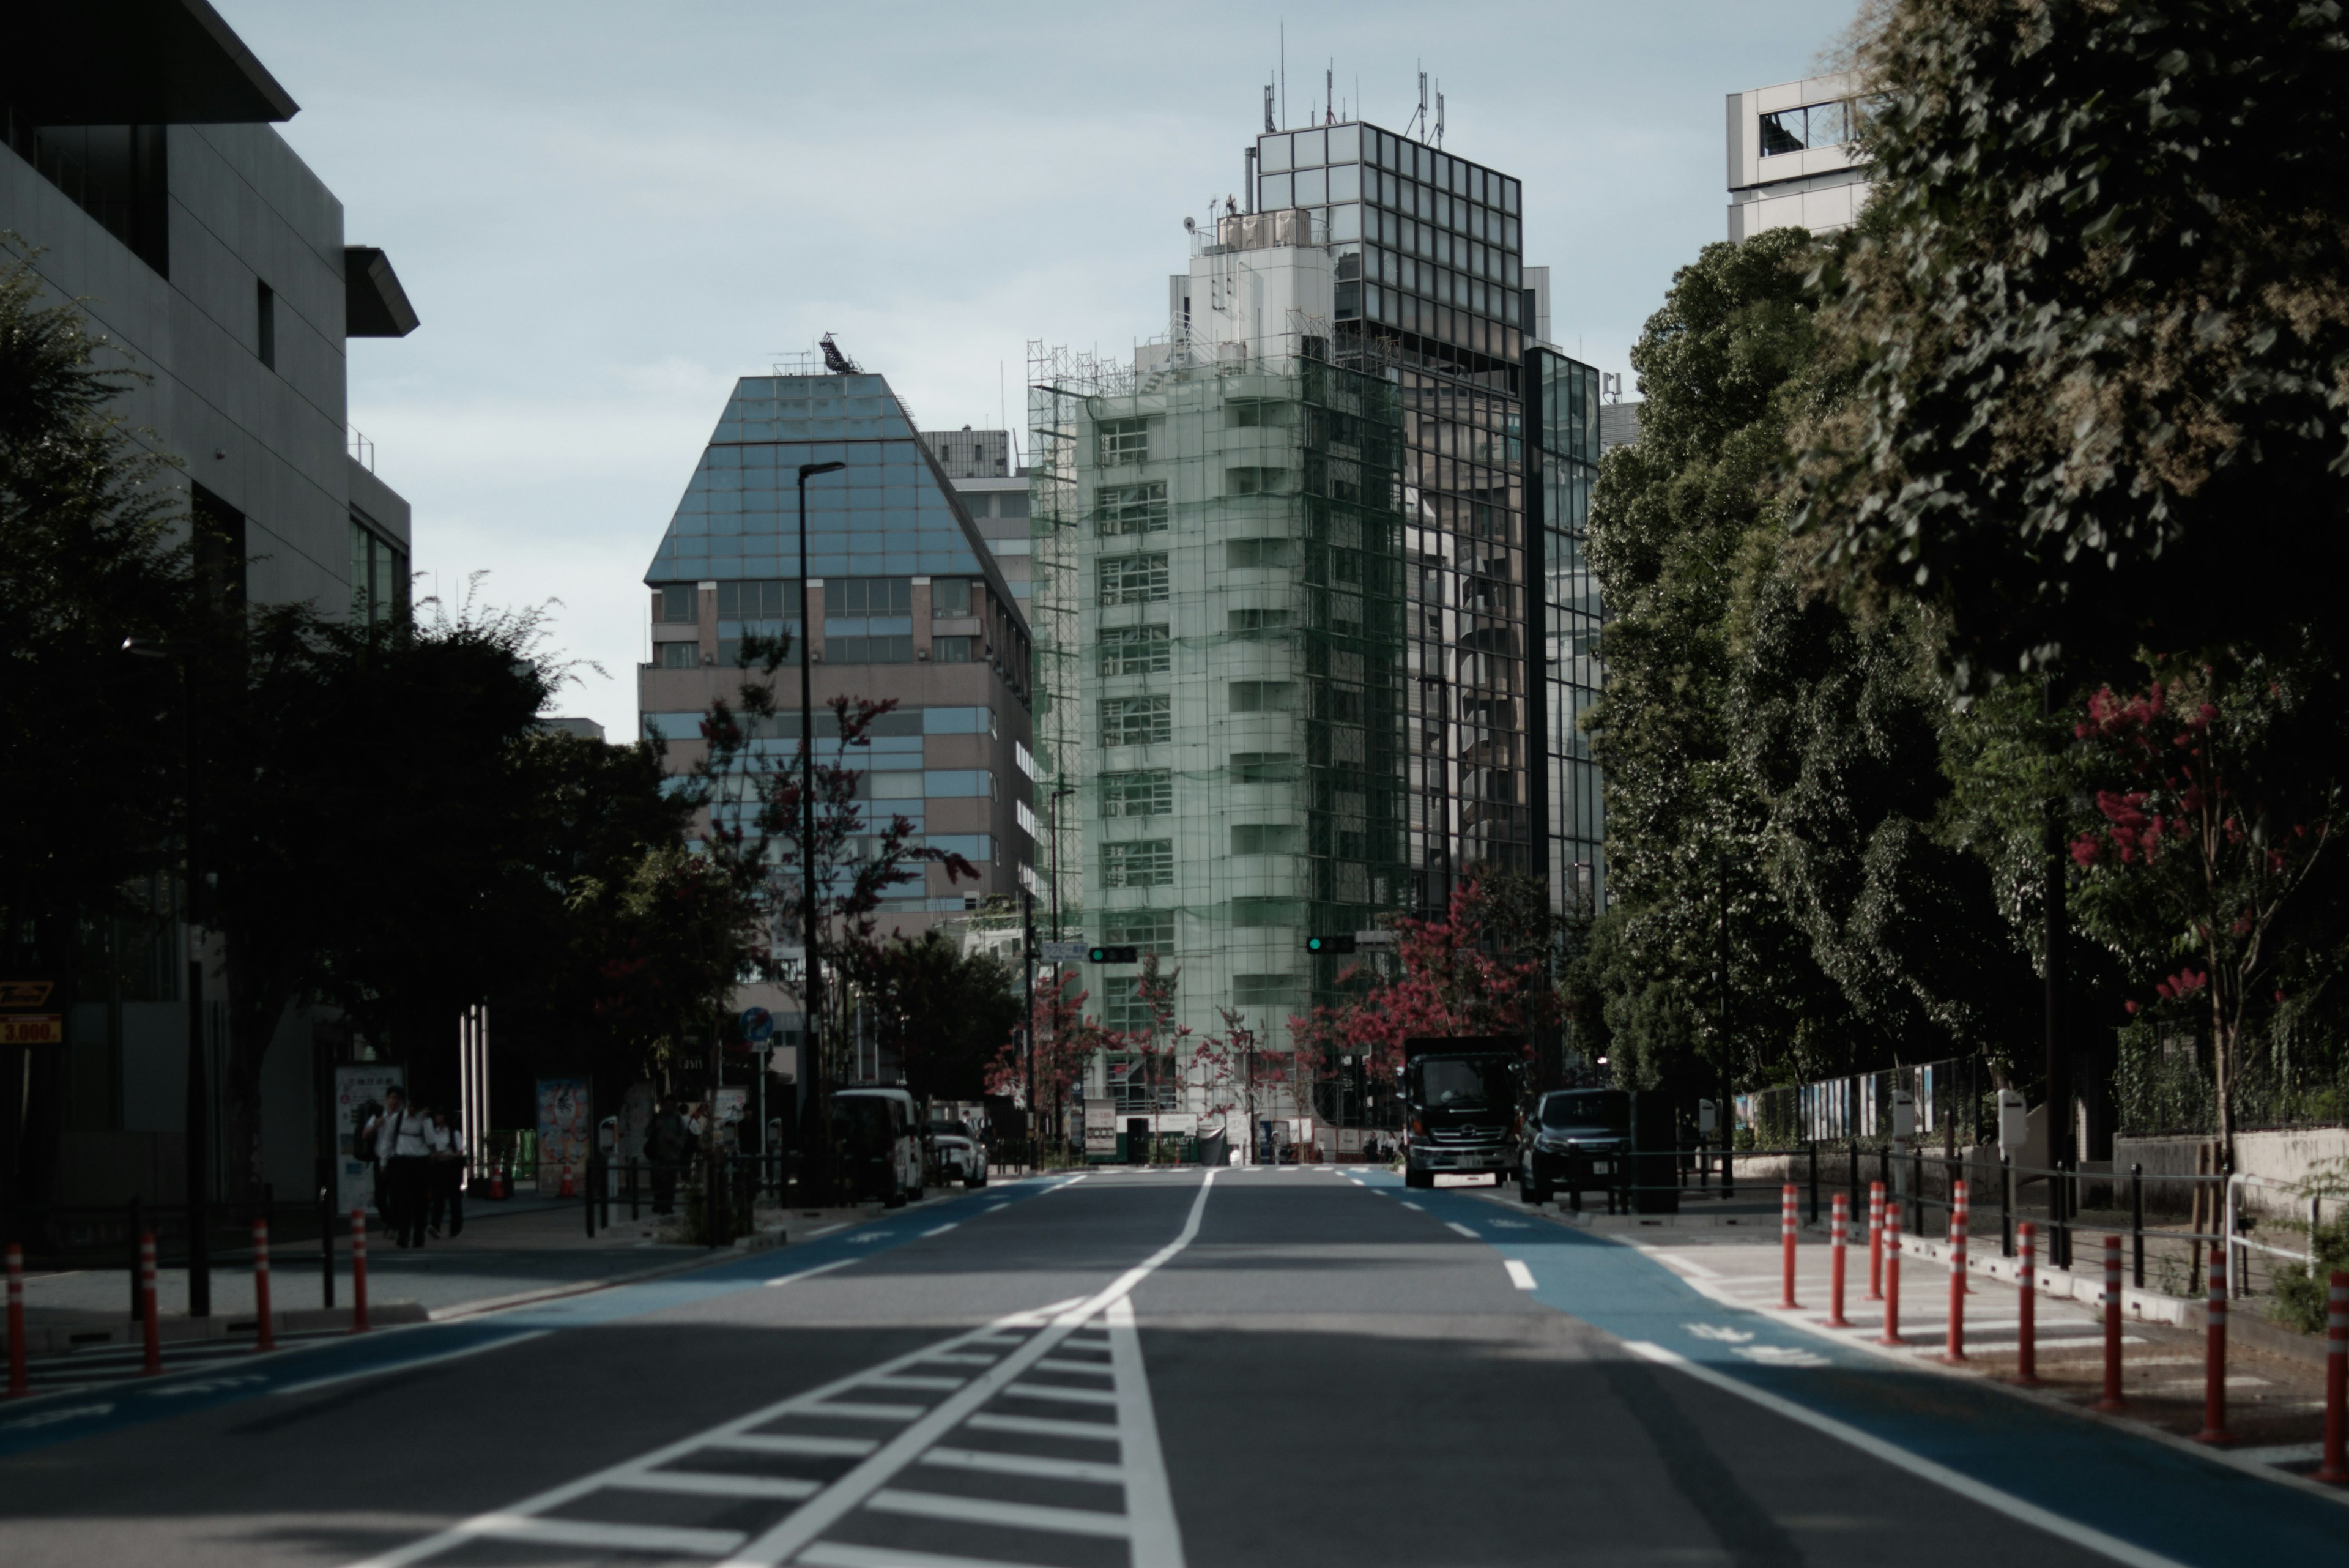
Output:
top-left (426, 1107), bottom-right (466, 1239)
top-left (645, 1097), bottom-right (692, 1216)
top-left (362, 1088), bottom-right (432, 1248)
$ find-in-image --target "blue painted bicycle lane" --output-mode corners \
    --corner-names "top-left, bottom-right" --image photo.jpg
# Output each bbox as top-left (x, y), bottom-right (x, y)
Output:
top-left (0, 1176), bottom-right (1077, 1462)
top-left (1372, 1172), bottom-right (2349, 1564)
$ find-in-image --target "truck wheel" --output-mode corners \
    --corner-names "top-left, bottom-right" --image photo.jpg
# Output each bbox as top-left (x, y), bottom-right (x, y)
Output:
top-left (884, 1176), bottom-right (907, 1209)
top-left (1405, 1165), bottom-right (1433, 1190)
top-left (1521, 1172), bottom-right (1545, 1205)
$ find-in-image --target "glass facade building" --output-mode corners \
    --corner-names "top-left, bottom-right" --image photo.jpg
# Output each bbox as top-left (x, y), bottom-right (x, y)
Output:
top-left (1527, 348), bottom-right (1606, 912)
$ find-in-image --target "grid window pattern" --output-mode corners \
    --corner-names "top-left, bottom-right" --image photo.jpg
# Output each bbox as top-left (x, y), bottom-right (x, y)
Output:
top-left (1229, 680), bottom-right (1297, 713)
top-left (1100, 625), bottom-right (1171, 675)
top-left (1228, 607), bottom-right (1293, 634)
top-left (1099, 554), bottom-right (1170, 605)
top-left (718, 579), bottom-right (796, 618)
top-left (656, 583), bottom-right (696, 623)
top-left (1102, 909), bottom-right (1176, 950)
top-left (1225, 538), bottom-right (1293, 569)
top-left (349, 519), bottom-right (410, 628)
top-left (1102, 769), bottom-right (1174, 817)
top-left (1231, 823), bottom-right (1300, 855)
top-left (825, 635), bottom-right (914, 664)
top-left (932, 579), bottom-right (974, 616)
top-left (1102, 839), bottom-right (1174, 888)
top-left (932, 636), bottom-right (974, 662)
top-left (1098, 417), bottom-right (1149, 467)
top-left (1101, 695), bottom-right (1171, 747)
top-left (1232, 973), bottom-right (1299, 1006)
top-left (659, 642), bottom-right (701, 669)
top-left (830, 577), bottom-right (912, 615)
top-left (1096, 481), bottom-right (1170, 535)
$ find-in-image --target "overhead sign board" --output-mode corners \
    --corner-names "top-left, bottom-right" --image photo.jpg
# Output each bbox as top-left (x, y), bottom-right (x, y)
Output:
top-left (1351, 931), bottom-right (1400, 949)
top-left (0, 979), bottom-right (56, 1009)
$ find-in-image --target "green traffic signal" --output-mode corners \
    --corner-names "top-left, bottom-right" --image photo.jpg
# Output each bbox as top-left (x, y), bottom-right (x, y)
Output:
top-left (1089, 945), bottom-right (1139, 964)
top-left (1307, 934), bottom-right (1357, 955)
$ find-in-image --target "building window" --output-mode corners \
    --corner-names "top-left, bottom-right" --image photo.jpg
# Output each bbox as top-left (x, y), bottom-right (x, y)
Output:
top-left (1230, 751), bottom-right (1300, 782)
top-left (1102, 910), bottom-right (1175, 951)
top-left (256, 280), bottom-right (276, 369)
top-left (829, 577), bottom-right (912, 615)
top-left (825, 635), bottom-right (914, 664)
top-left (660, 642), bottom-right (702, 669)
top-left (1228, 399), bottom-right (1278, 428)
top-left (932, 579), bottom-right (974, 617)
top-left (349, 517), bottom-right (409, 627)
top-left (1225, 538), bottom-right (1293, 569)
top-left (1098, 417), bottom-right (1149, 467)
top-left (717, 579), bottom-right (796, 617)
top-left (1233, 973), bottom-right (1301, 1007)
top-left (1099, 554), bottom-right (1170, 606)
top-left (1228, 680), bottom-right (1297, 713)
top-left (1231, 824), bottom-right (1300, 855)
top-left (1101, 770), bottom-right (1173, 817)
top-left (1229, 897), bottom-right (1304, 929)
top-left (1760, 100), bottom-right (1850, 157)
top-left (1228, 608), bottom-right (1293, 634)
top-left (1100, 625), bottom-right (1171, 676)
top-left (1096, 481), bottom-right (1169, 535)
top-left (1103, 839), bottom-right (1174, 888)
top-left (1101, 695), bottom-right (1171, 748)
top-left (1227, 466), bottom-right (1286, 496)
top-left (932, 636), bottom-right (974, 662)
top-left (656, 584), bottom-right (697, 623)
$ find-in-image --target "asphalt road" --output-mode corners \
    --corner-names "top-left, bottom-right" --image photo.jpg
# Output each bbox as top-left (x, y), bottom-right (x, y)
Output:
top-left (2, 1167), bottom-right (2340, 1567)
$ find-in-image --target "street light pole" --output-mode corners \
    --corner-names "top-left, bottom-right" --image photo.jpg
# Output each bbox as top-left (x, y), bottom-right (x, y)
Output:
top-left (124, 638), bottom-right (210, 1317)
top-left (794, 461), bottom-right (845, 1198)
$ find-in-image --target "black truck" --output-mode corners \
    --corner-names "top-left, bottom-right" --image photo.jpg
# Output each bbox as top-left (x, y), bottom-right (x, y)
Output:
top-left (1400, 1035), bottom-right (1526, 1190)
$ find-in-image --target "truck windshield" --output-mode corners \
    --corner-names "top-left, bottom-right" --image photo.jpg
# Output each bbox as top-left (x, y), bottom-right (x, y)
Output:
top-left (1412, 1057), bottom-right (1515, 1110)
top-left (1541, 1091), bottom-right (1629, 1132)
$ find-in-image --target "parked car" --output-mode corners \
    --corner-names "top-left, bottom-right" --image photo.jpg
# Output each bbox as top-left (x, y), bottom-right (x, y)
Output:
top-left (1520, 1088), bottom-right (1630, 1208)
top-left (833, 1088), bottom-right (922, 1206)
top-left (927, 1119), bottom-right (987, 1187)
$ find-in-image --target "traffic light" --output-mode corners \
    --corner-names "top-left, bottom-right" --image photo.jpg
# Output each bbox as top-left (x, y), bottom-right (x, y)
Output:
top-left (1306, 934), bottom-right (1357, 955)
top-left (1089, 945), bottom-right (1139, 964)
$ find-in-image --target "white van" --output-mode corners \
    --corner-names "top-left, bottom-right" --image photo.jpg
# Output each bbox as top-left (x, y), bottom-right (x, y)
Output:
top-left (833, 1088), bottom-right (922, 1207)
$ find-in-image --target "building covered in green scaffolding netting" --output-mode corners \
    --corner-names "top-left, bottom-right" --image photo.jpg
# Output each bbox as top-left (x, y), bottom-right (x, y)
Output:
top-left (1028, 331), bottom-right (1410, 1127)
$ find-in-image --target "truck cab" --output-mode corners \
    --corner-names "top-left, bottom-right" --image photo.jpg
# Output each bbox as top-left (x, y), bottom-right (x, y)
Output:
top-left (833, 1088), bottom-right (922, 1207)
top-left (1400, 1036), bottom-right (1526, 1190)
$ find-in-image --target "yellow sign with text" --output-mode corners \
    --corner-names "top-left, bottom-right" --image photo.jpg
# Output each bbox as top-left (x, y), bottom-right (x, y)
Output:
top-left (0, 1014), bottom-right (64, 1046)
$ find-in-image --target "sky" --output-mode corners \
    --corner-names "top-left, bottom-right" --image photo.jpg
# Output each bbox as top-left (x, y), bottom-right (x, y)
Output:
top-left (220, 0), bottom-right (1861, 741)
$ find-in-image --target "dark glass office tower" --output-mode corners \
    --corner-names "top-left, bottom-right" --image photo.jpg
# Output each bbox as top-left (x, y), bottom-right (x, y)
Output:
top-left (1526, 349), bottom-right (1605, 915)
top-left (1251, 122), bottom-right (1531, 912)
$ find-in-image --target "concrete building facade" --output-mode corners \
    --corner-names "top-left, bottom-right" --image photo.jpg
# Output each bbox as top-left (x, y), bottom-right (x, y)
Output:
top-left (1726, 73), bottom-right (1875, 241)
top-left (1, 0), bottom-right (420, 1204)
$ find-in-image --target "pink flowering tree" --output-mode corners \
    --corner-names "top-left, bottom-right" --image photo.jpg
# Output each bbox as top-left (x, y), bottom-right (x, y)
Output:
top-left (2068, 666), bottom-right (2336, 1167)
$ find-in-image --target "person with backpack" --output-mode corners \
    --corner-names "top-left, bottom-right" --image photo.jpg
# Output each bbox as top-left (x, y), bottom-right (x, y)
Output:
top-left (362, 1087), bottom-right (432, 1247)
top-left (644, 1097), bottom-right (694, 1216)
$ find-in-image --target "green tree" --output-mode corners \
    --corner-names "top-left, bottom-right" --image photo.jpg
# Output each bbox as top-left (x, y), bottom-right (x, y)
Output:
top-left (865, 929), bottom-right (1021, 1108)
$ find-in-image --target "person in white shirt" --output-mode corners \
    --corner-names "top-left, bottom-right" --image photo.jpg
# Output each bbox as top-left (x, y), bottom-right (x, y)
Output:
top-left (362, 1088), bottom-right (433, 1247)
top-left (426, 1109), bottom-right (466, 1239)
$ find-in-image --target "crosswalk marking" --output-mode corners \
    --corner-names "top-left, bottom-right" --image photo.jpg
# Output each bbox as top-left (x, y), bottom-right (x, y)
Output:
top-left (610, 1470), bottom-right (823, 1500)
top-left (865, 1487), bottom-right (1134, 1536)
top-left (919, 1445), bottom-right (1127, 1484)
top-left (1504, 1260), bottom-right (1537, 1290)
top-left (963, 1411), bottom-right (1119, 1441)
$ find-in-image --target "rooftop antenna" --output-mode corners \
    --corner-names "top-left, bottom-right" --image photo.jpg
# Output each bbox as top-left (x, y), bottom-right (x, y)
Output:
top-left (1263, 80), bottom-right (1275, 134)
top-left (1436, 87), bottom-right (1445, 148)
top-left (1411, 67), bottom-right (1428, 141)
top-left (1279, 20), bottom-right (1286, 128)
top-left (818, 332), bottom-right (859, 374)
top-left (1325, 61), bottom-right (1333, 125)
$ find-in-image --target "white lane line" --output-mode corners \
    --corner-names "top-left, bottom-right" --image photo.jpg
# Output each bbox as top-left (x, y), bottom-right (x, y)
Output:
top-left (922, 1222), bottom-right (959, 1236)
top-left (1504, 1260), bottom-right (1537, 1290)
top-left (862, 1374), bottom-right (965, 1392)
top-left (865, 1487), bottom-right (1133, 1538)
top-left (273, 1332), bottom-right (551, 1396)
top-left (609, 1470), bottom-right (822, 1500)
top-left (964, 1411), bottom-right (1121, 1441)
top-left (1631, 1246), bottom-right (1720, 1279)
top-left (1623, 1342), bottom-right (2191, 1568)
top-left (1033, 1356), bottom-right (1115, 1376)
top-left (803, 1223), bottom-right (850, 1238)
top-left (915, 1353), bottom-right (999, 1368)
top-left (799, 1544), bottom-right (1062, 1568)
top-left (717, 1170), bottom-right (1216, 1568)
top-left (706, 1433), bottom-right (877, 1457)
top-left (800, 1400), bottom-right (927, 1421)
top-left (1006, 1380), bottom-right (1120, 1406)
top-left (800, 1545), bottom-right (1062, 1568)
top-left (921, 1445), bottom-right (1127, 1484)
top-left (1445, 1222), bottom-right (1481, 1239)
top-left (1106, 1293), bottom-right (1183, 1568)
top-left (1400, 1202), bottom-right (1425, 1211)
top-left (470, 1515), bottom-right (746, 1556)
top-left (765, 1257), bottom-right (857, 1287)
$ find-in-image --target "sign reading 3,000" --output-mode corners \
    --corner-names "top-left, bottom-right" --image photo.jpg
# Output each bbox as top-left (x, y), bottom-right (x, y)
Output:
top-left (0, 1014), bottom-right (64, 1045)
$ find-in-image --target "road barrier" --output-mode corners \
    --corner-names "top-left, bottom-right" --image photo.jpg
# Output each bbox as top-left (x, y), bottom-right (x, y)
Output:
top-left (1827, 1193), bottom-right (1852, 1328)
top-left (1867, 1181), bottom-right (1886, 1302)
top-left (1944, 1179), bottom-right (1970, 1363)
top-left (139, 1233), bottom-right (160, 1375)
top-left (349, 1210), bottom-right (369, 1334)
top-left (6, 1243), bottom-right (24, 1397)
top-left (1780, 1185), bottom-right (1800, 1309)
top-left (1879, 1200), bottom-right (1904, 1345)
top-left (2015, 1221), bottom-right (2041, 1386)
top-left (251, 1218), bottom-right (274, 1353)
top-left (2097, 1234), bottom-right (2126, 1411)
top-left (2197, 1243), bottom-right (2230, 1444)
top-left (2320, 1271), bottom-right (2347, 1486)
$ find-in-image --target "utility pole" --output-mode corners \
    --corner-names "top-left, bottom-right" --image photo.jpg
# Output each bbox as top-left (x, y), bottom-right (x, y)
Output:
top-left (793, 460), bottom-right (845, 1200)
top-left (2043, 677), bottom-right (2072, 1266)
top-left (1717, 851), bottom-right (1731, 1153)
top-left (1022, 892), bottom-right (1037, 1170)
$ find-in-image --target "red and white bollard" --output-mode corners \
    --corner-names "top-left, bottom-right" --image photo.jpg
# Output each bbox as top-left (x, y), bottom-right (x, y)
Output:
top-left (349, 1209), bottom-right (370, 1334)
top-left (2317, 1269), bottom-right (2347, 1486)
top-left (139, 1232), bottom-right (161, 1376)
top-left (1878, 1200), bottom-right (1904, 1345)
top-left (1866, 1181), bottom-right (1886, 1301)
top-left (250, 1218), bottom-right (275, 1353)
top-left (2096, 1233), bottom-right (2126, 1411)
top-left (6, 1243), bottom-right (26, 1399)
top-left (1944, 1179), bottom-right (1969, 1362)
top-left (1827, 1193), bottom-right (1853, 1328)
top-left (1780, 1184), bottom-right (1800, 1309)
top-left (2014, 1221), bottom-right (2042, 1386)
top-left (2195, 1242), bottom-right (2230, 1444)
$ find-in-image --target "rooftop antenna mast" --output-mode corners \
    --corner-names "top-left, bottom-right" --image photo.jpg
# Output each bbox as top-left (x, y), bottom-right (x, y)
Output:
top-left (1325, 61), bottom-right (1333, 125)
top-left (1279, 20), bottom-right (1286, 128)
top-left (1435, 87), bottom-right (1445, 148)
top-left (1410, 66), bottom-right (1428, 141)
top-left (1263, 80), bottom-right (1275, 133)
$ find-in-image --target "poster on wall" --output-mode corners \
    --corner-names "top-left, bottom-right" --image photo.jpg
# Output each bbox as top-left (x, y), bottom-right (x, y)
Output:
top-left (334, 1063), bottom-right (406, 1215)
top-left (536, 1077), bottom-right (592, 1189)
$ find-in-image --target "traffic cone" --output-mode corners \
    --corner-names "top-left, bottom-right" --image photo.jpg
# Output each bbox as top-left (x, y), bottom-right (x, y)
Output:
top-left (558, 1164), bottom-right (576, 1197)
top-left (489, 1165), bottom-right (507, 1200)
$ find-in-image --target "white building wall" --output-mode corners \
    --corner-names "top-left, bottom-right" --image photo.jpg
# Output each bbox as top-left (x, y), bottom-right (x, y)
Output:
top-left (1725, 72), bottom-right (1875, 242)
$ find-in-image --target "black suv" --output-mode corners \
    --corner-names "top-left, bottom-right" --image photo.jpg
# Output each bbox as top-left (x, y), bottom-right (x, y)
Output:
top-left (1520, 1088), bottom-right (1630, 1208)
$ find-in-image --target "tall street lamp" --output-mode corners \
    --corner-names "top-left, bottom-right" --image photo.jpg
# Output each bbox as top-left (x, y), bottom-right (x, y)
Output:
top-left (122, 637), bottom-right (211, 1317)
top-left (793, 460), bottom-right (845, 1197)
top-left (1047, 784), bottom-right (1077, 944)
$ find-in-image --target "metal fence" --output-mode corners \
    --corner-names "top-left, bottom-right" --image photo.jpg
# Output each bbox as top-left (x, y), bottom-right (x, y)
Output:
top-left (1734, 1056), bottom-right (1991, 1150)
